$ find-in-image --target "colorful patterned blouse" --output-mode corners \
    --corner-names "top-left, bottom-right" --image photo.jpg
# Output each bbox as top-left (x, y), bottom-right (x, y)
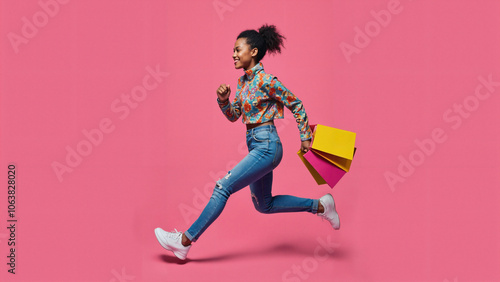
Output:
top-left (217, 62), bottom-right (313, 141)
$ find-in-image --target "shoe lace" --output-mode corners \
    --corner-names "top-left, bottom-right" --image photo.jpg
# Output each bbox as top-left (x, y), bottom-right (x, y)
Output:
top-left (166, 228), bottom-right (183, 239)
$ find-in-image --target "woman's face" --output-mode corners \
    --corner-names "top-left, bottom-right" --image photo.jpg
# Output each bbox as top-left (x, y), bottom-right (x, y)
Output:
top-left (233, 37), bottom-right (257, 70)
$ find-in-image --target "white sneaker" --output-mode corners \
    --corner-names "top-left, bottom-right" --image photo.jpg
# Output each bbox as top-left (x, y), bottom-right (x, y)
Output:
top-left (317, 194), bottom-right (340, 230)
top-left (154, 228), bottom-right (191, 260)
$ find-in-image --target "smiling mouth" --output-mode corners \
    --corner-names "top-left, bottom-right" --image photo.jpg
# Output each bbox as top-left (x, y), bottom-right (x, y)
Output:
top-left (234, 59), bottom-right (239, 64)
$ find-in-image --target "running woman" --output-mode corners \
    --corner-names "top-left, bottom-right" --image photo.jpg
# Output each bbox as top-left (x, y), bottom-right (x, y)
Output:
top-left (155, 24), bottom-right (340, 260)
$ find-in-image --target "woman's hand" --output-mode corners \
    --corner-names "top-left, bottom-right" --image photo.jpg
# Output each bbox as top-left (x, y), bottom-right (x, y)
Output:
top-left (216, 84), bottom-right (231, 102)
top-left (300, 139), bottom-right (311, 154)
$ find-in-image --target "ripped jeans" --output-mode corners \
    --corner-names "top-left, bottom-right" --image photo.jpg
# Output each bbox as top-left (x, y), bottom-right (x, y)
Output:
top-left (184, 124), bottom-right (320, 242)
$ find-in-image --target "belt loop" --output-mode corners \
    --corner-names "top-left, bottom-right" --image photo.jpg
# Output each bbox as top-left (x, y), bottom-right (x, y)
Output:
top-left (270, 124), bottom-right (273, 133)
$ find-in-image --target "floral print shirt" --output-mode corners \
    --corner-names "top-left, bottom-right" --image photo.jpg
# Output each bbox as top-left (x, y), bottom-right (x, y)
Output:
top-left (217, 62), bottom-right (312, 141)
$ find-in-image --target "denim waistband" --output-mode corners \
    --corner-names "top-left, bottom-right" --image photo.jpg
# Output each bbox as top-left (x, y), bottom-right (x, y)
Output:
top-left (246, 124), bottom-right (276, 135)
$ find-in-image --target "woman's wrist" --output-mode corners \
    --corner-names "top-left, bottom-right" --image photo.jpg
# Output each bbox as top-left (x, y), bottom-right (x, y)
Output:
top-left (217, 97), bottom-right (229, 104)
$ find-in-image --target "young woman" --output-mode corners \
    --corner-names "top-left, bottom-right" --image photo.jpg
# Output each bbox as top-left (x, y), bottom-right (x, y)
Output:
top-left (155, 24), bottom-right (340, 260)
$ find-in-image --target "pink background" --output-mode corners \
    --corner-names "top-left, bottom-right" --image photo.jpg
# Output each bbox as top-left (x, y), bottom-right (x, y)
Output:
top-left (1, 0), bottom-right (499, 281)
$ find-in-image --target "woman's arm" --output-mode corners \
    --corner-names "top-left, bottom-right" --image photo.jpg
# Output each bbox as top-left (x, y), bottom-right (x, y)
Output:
top-left (217, 96), bottom-right (242, 122)
top-left (216, 83), bottom-right (242, 122)
top-left (268, 77), bottom-right (313, 143)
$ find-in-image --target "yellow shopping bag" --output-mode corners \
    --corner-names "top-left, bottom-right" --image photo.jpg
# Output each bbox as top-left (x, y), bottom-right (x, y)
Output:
top-left (309, 124), bottom-right (356, 172)
top-left (297, 124), bottom-right (357, 188)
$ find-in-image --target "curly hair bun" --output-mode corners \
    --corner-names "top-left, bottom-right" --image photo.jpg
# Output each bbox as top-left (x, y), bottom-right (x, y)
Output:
top-left (236, 23), bottom-right (286, 63)
top-left (258, 24), bottom-right (286, 55)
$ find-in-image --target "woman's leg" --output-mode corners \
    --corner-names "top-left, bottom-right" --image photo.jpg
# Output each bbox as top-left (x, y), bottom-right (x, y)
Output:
top-left (248, 126), bottom-right (320, 214)
top-left (250, 169), bottom-right (320, 214)
top-left (155, 125), bottom-right (335, 258)
top-left (184, 127), bottom-right (278, 243)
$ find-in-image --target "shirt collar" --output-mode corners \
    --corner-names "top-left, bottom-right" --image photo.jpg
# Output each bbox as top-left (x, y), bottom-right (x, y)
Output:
top-left (244, 62), bottom-right (264, 81)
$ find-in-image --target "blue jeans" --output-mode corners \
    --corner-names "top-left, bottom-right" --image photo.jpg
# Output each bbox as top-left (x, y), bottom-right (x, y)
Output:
top-left (184, 124), bottom-right (320, 242)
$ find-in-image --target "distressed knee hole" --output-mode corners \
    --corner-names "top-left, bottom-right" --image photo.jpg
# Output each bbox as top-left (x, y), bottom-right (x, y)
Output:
top-left (216, 171), bottom-right (231, 189)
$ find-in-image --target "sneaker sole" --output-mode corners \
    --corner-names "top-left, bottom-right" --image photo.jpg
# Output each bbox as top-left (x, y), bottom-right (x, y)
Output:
top-left (332, 204), bottom-right (340, 230)
top-left (326, 194), bottom-right (340, 230)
